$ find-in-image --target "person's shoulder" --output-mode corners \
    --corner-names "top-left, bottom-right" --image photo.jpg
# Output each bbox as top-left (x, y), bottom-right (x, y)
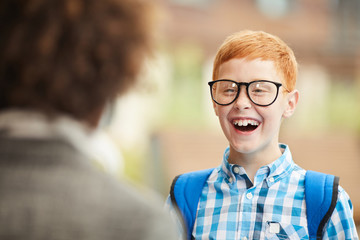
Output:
top-left (336, 185), bottom-right (353, 205)
top-left (108, 179), bottom-right (179, 240)
top-left (70, 168), bottom-right (178, 240)
top-left (289, 163), bottom-right (307, 180)
top-left (41, 141), bottom-right (178, 240)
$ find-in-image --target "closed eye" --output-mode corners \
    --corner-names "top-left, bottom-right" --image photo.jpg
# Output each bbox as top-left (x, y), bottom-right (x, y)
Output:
top-left (251, 88), bottom-right (268, 94)
top-left (224, 88), bottom-right (236, 93)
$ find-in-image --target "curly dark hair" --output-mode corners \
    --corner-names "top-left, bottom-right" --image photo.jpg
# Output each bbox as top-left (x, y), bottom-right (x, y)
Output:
top-left (0, 0), bottom-right (153, 122)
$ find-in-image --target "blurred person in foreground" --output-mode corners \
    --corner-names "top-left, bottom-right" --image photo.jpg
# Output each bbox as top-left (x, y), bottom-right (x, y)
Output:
top-left (0, 0), bottom-right (177, 239)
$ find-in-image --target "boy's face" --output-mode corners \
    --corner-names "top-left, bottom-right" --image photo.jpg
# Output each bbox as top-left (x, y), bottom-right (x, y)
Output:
top-left (213, 58), bottom-right (298, 160)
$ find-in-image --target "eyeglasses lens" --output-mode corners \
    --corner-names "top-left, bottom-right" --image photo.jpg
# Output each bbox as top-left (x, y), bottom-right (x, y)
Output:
top-left (211, 81), bottom-right (238, 105)
top-left (248, 82), bottom-right (277, 106)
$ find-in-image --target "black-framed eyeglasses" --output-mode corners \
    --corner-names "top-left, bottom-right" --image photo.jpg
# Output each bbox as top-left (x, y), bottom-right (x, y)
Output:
top-left (208, 80), bottom-right (284, 106)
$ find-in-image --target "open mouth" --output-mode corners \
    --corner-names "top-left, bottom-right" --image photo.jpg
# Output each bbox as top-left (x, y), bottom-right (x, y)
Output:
top-left (233, 119), bottom-right (260, 132)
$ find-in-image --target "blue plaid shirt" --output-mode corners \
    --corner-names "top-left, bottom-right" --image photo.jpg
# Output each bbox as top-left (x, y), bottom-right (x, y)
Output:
top-left (166, 144), bottom-right (358, 240)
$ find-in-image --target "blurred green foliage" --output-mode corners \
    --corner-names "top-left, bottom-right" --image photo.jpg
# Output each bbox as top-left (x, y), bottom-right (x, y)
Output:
top-left (328, 80), bottom-right (360, 133)
top-left (164, 43), bottom-right (205, 127)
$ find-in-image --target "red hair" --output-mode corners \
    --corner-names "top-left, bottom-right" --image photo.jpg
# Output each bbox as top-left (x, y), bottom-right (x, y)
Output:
top-left (213, 30), bottom-right (298, 91)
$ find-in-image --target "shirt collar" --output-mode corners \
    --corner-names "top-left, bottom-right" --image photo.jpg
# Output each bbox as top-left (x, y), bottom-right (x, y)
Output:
top-left (0, 109), bottom-right (95, 142)
top-left (220, 147), bottom-right (238, 181)
top-left (267, 144), bottom-right (295, 181)
top-left (220, 144), bottom-right (295, 186)
top-left (0, 109), bottom-right (122, 175)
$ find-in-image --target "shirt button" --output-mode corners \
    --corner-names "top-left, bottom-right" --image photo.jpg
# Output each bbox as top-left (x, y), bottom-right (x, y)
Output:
top-left (233, 166), bottom-right (240, 174)
top-left (246, 192), bottom-right (253, 199)
top-left (269, 177), bottom-right (274, 183)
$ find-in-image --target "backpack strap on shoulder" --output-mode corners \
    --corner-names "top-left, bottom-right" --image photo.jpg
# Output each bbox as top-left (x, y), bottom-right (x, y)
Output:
top-left (170, 168), bottom-right (215, 240)
top-left (305, 170), bottom-right (339, 240)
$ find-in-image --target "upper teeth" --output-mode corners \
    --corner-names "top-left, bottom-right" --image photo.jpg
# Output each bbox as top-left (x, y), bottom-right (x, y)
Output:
top-left (233, 120), bottom-right (259, 126)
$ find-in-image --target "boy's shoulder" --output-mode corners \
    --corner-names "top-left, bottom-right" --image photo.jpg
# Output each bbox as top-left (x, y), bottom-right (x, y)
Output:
top-left (292, 163), bottom-right (307, 178)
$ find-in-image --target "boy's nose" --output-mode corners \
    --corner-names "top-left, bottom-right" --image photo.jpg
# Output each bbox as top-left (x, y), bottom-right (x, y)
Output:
top-left (233, 87), bottom-right (251, 110)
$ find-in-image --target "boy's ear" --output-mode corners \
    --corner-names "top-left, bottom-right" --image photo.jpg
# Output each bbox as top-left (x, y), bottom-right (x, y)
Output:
top-left (283, 90), bottom-right (299, 118)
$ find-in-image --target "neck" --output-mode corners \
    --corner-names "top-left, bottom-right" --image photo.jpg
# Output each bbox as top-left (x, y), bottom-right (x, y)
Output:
top-left (228, 143), bottom-right (282, 183)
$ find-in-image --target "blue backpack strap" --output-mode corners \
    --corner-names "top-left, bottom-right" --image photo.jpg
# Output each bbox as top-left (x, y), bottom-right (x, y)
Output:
top-left (170, 168), bottom-right (215, 240)
top-left (305, 170), bottom-right (339, 240)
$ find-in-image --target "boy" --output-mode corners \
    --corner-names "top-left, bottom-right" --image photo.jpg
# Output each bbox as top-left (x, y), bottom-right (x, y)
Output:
top-left (167, 30), bottom-right (358, 239)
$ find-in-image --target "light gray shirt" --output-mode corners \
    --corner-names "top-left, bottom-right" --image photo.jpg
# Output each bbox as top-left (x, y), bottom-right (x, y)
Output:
top-left (0, 110), bottom-right (178, 240)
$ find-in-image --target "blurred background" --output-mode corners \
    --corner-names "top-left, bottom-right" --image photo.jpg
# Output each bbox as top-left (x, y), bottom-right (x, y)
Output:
top-left (96, 0), bottom-right (360, 228)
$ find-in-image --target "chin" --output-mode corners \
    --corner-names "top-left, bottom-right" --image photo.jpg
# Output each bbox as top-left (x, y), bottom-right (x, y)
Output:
top-left (229, 142), bottom-right (259, 155)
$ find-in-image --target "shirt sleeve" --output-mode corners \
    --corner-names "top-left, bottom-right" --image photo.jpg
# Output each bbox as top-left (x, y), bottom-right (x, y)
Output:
top-left (323, 186), bottom-right (359, 240)
top-left (165, 195), bottom-right (186, 240)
